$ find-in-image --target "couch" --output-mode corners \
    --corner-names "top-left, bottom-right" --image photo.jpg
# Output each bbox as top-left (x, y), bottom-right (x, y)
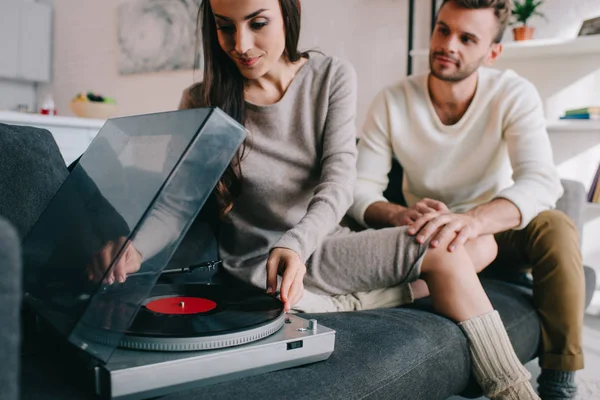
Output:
top-left (0, 122), bottom-right (596, 400)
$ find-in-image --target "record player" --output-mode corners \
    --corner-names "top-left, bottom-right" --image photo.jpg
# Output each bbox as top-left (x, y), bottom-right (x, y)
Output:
top-left (21, 108), bottom-right (335, 400)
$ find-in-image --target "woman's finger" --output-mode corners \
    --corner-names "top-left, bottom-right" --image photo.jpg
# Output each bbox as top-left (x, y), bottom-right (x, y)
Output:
top-left (415, 214), bottom-right (452, 244)
top-left (279, 264), bottom-right (297, 307)
top-left (423, 198), bottom-right (449, 212)
top-left (414, 203), bottom-right (435, 214)
top-left (100, 241), bottom-right (116, 285)
top-left (407, 212), bottom-right (438, 235)
top-left (287, 275), bottom-right (305, 310)
top-left (265, 254), bottom-right (280, 294)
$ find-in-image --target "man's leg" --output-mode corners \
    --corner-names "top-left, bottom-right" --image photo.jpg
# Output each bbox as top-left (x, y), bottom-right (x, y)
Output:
top-left (493, 210), bottom-right (585, 398)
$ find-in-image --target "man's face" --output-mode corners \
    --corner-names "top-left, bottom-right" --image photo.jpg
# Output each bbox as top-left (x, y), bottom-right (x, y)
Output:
top-left (429, 1), bottom-right (501, 82)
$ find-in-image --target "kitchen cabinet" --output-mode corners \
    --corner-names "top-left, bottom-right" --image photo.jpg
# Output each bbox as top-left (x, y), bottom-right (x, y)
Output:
top-left (0, 1), bottom-right (52, 83)
top-left (0, 3), bottom-right (20, 79)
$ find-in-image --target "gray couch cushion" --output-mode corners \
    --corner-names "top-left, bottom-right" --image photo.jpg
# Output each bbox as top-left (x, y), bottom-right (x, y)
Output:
top-left (0, 123), bottom-right (68, 238)
top-left (0, 217), bottom-right (21, 400)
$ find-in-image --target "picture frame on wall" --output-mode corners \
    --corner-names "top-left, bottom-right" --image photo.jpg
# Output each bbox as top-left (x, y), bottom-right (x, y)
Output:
top-left (118, 0), bottom-right (202, 75)
top-left (578, 15), bottom-right (600, 37)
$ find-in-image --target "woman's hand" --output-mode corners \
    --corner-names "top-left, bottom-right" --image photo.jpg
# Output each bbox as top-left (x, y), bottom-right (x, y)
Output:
top-left (87, 237), bottom-right (142, 285)
top-left (266, 248), bottom-right (306, 312)
top-left (391, 198), bottom-right (450, 226)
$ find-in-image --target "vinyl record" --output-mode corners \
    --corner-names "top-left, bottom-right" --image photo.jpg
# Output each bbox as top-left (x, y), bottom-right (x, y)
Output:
top-left (117, 284), bottom-right (286, 351)
top-left (127, 283), bottom-right (284, 337)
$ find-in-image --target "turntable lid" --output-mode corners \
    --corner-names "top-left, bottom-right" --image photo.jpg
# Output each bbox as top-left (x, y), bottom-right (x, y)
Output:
top-left (22, 107), bottom-right (246, 364)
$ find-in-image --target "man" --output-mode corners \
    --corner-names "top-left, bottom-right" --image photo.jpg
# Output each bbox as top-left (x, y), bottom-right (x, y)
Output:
top-left (348, 0), bottom-right (585, 399)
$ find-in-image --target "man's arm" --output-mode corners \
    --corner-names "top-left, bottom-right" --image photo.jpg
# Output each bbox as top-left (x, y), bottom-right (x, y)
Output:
top-left (407, 199), bottom-right (515, 251)
top-left (409, 77), bottom-right (563, 250)
top-left (347, 91), bottom-right (394, 227)
top-left (492, 77), bottom-right (563, 229)
top-left (465, 198), bottom-right (521, 235)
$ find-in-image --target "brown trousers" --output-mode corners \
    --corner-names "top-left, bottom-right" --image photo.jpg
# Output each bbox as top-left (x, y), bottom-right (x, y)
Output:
top-left (488, 210), bottom-right (585, 371)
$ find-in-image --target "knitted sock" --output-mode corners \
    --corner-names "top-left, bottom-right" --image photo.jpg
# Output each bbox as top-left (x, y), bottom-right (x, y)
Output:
top-left (537, 369), bottom-right (577, 400)
top-left (458, 310), bottom-right (540, 400)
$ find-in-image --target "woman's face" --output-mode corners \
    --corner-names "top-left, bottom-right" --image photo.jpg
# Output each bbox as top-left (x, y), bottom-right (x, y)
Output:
top-left (210, 0), bottom-right (287, 80)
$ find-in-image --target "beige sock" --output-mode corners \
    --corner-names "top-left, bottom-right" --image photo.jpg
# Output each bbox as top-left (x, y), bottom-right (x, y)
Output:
top-left (458, 310), bottom-right (540, 400)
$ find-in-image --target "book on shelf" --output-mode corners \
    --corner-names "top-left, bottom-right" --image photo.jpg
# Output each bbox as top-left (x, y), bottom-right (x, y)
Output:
top-left (565, 107), bottom-right (600, 115)
top-left (560, 113), bottom-right (600, 120)
top-left (589, 163), bottom-right (600, 203)
top-left (562, 106), bottom-right (600, 120)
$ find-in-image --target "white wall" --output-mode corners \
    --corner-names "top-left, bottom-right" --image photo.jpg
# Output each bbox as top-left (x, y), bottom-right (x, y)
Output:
top-left (40, 0), bottom-right (197, 119)
top-left (42, 0), bottom-right (411, 130)
top-left (299, 0), bottom-right (409, 130)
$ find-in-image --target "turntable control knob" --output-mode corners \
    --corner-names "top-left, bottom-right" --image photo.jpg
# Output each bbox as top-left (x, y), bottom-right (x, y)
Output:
top-left (308, 319), bottom-right (318, 331)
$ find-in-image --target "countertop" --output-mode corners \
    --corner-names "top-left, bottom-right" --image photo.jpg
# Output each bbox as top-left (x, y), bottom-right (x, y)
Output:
top-left (0, 111), bottom-right (106, 129)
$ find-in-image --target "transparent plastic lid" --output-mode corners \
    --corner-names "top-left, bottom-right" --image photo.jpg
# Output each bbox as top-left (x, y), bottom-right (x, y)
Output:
top-left (22, 108), bottom-right (246, 363)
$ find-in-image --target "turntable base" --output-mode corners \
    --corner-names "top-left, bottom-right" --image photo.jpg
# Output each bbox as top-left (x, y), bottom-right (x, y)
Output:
top-left (94, 314), bottom-right (335, 400)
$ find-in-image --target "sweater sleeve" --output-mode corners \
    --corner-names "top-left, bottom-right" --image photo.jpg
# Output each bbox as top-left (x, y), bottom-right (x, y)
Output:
top-left (273, 59), bottom-right (358, 262)
top-left (347, 90), bottom-right (394, 227)
top-left (494, 77), bottom-right (563, 229)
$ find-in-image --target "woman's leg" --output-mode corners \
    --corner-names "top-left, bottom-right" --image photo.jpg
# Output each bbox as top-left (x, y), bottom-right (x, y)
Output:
top-left (421, 235), bottom-right (538, 400)
top-left (410, 234), bottom-right (497, 300)
top-left (419, 235), bottom-right (493, 321)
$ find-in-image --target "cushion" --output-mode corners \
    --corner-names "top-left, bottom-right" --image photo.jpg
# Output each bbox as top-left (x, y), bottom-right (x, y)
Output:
top-left (0, 123), bottom-right (68, 238)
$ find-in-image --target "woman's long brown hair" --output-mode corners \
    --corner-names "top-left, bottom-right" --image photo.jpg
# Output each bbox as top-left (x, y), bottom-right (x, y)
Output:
top-left (182, 0), bottom-right (307, 217)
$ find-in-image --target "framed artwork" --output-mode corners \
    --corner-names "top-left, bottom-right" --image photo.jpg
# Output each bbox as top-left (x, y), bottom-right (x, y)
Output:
top-left (118, 0), bottom-right (202, 75)
top-left (578, 15), bottom-right (600, 37)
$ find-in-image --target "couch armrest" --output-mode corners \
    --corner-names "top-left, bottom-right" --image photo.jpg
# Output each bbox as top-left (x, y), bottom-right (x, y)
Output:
top-left (0, 216), bottom-right (21, 400)
top-left (556, 179), bottom-right (586, 242)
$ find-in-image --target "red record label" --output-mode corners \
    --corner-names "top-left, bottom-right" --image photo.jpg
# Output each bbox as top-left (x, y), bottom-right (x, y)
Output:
top-left (146, 296), bottom-right (217, 315)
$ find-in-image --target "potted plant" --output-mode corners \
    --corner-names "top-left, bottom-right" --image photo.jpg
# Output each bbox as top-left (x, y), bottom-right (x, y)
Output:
top-left (511, 0), bottom-right (546, 41)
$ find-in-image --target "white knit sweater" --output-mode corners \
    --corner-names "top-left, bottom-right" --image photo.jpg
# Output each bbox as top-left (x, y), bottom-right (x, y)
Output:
top-left (349, 67), bottom-right (563, 230)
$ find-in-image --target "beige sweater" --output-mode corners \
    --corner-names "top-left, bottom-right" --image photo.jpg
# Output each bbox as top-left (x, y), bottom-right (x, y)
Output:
top-left (349, 67), bottom-right (563, 230)
top-left (209, 54), bottom-right (358, 289)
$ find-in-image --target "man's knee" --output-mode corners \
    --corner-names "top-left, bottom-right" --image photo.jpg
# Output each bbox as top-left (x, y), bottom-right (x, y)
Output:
top-left (527, 210), bottom-right (579, 246)
top-left (526, 210), bottom-right (582, 271)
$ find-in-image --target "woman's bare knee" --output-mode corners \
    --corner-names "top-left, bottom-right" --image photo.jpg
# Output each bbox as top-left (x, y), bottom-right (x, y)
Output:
top-left (420, 240), bottom-right (473, 276)
top-left (465, 235), bottom-right (498, 273)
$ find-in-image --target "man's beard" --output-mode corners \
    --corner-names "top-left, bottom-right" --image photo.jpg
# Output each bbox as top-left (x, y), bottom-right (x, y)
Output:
top-left (429, 51), bottom-right (483, 82)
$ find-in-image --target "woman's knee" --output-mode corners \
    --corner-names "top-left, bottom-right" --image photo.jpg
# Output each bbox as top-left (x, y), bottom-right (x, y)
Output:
top-left (420, 240), bottom-right (473, 276)
top-left (467, 235), bottom-right (498, 273)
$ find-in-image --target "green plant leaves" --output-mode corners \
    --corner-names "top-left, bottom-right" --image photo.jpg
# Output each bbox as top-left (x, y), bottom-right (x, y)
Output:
top-left (511, 0), bottom-right (546, 25)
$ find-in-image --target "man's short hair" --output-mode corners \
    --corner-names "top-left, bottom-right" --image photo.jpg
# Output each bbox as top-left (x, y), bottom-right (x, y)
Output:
top-left (439, 0), bottom-right (513, 43)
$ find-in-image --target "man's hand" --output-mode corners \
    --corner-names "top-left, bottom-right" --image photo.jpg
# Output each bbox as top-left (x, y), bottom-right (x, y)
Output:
top-left (392, 198), bottom-right (450, 226)
top-left (266, 248), bottom-right (306, 312)
top-left (408, 212), bottom-right (482, 252)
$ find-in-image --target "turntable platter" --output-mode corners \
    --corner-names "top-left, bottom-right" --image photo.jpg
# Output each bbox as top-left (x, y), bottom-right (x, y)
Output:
top-left (119, 284), bottom-right (286, 351)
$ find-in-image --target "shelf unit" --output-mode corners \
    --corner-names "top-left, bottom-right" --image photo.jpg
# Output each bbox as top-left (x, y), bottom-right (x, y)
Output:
top-left (409, 34), bottom-right (600, 60)
top-left (547, 120), bottom-right (600, 133)
top-left (584, 202), bottom-right (600, 223)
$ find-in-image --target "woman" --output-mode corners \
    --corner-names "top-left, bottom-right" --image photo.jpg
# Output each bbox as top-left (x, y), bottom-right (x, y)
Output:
top-left (179, 1), bottom-right (538, 399)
